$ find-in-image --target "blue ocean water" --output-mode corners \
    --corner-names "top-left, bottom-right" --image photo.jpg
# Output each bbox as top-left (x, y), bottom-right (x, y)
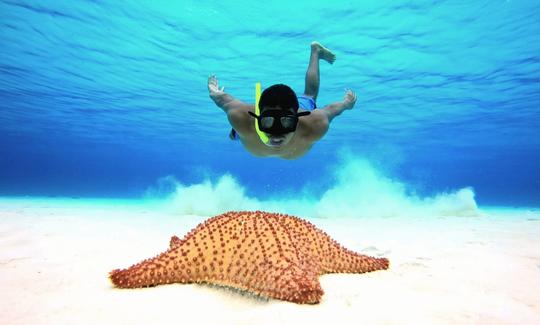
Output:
top-left (1, 0), bottom-right (539, 210)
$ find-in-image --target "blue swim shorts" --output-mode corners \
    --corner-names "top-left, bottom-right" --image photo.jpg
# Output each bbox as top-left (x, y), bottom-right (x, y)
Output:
top-left (297, 94), bottom-right (317, 110)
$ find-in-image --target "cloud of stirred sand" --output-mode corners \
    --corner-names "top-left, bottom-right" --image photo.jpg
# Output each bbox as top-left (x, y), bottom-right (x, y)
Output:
top-left (146, 155), bottom-right (480, 218)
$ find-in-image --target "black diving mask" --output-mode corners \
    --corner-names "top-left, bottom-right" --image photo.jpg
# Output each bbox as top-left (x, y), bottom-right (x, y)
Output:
top-left (248, 109), bottom-right (311, 135)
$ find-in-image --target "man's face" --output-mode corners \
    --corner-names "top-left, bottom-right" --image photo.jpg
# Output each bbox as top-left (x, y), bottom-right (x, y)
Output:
top-left (260, 107), bottom-right (296, 148)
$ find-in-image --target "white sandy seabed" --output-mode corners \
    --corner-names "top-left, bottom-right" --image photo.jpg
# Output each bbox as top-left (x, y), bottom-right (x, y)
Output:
top-left (0, 197), bottom-right (539, 325)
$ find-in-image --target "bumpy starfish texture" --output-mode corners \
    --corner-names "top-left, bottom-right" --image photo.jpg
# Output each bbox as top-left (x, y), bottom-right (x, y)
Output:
top-left (109, 211), bottom-right (389, 304)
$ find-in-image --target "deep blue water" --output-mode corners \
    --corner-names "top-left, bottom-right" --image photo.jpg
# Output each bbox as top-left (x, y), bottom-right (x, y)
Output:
top-left (1, 0), bottom-right (539, 207)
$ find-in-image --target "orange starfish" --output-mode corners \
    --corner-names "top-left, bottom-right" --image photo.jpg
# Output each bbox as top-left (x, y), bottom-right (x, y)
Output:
top-left (109, 211), bottom-right (389, 304)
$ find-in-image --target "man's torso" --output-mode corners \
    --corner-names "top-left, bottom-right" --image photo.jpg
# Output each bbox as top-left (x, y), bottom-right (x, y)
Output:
top-left (230, 105), bottom-right (327, 159)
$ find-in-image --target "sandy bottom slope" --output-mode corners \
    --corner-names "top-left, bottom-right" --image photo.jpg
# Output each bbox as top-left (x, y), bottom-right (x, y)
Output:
top-left (1, 198), bottom-right (539, 324)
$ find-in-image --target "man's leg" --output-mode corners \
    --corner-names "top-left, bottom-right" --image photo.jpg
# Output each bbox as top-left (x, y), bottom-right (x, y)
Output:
top-left (304, 41), bottom-right (336, 101)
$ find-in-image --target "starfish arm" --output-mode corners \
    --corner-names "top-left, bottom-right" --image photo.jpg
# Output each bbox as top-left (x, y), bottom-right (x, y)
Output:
top-left (322, 247), bottom-right (389, 274)
top-left (255, 264), bottom-right (324, 304)
top-left (109, 247), bottom-right (195, 288)
top-left (281, 216), bottom-right (389, 274)
top-left (317, 237), bottom-right (389, 274)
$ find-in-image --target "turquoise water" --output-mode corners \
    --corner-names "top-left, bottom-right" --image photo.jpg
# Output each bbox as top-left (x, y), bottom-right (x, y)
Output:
top-left (1, 1), bottom-right (539, 210)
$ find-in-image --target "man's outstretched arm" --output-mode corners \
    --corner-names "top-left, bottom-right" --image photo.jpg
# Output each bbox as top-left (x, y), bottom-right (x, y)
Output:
top-left (208, 75), bottom-right (253, 135)
top-left (208, 75), bottom-right (251, 113)
top-left (320, 89), bottom-right (357, 122)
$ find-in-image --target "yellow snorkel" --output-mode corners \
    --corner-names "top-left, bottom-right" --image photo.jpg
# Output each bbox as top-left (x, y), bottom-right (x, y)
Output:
top-left (254, 82), bottom-right (270, 144)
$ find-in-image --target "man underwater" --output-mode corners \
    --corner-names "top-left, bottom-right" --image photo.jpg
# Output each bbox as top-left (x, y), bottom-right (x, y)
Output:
top-left (208, 41), bottom-right (357, 159)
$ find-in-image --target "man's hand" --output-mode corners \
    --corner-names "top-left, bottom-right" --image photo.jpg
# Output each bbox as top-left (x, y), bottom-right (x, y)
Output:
top-left (343, 89), bottom-right (357, 110)
top-left (320, 89), bottom-right (357, 121)
top-left (208, 75), bottom-right (225, 98)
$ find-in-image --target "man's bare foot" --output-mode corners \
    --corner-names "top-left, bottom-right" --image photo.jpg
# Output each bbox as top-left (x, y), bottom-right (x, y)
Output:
top-left (311, 41), bottom-right (336, 64)
top-left (343, 89), bottom-right (357, 110)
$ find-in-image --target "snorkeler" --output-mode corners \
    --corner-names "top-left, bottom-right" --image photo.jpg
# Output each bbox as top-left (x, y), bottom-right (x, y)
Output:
top-left (208, 41), bottom-right (357, 159)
